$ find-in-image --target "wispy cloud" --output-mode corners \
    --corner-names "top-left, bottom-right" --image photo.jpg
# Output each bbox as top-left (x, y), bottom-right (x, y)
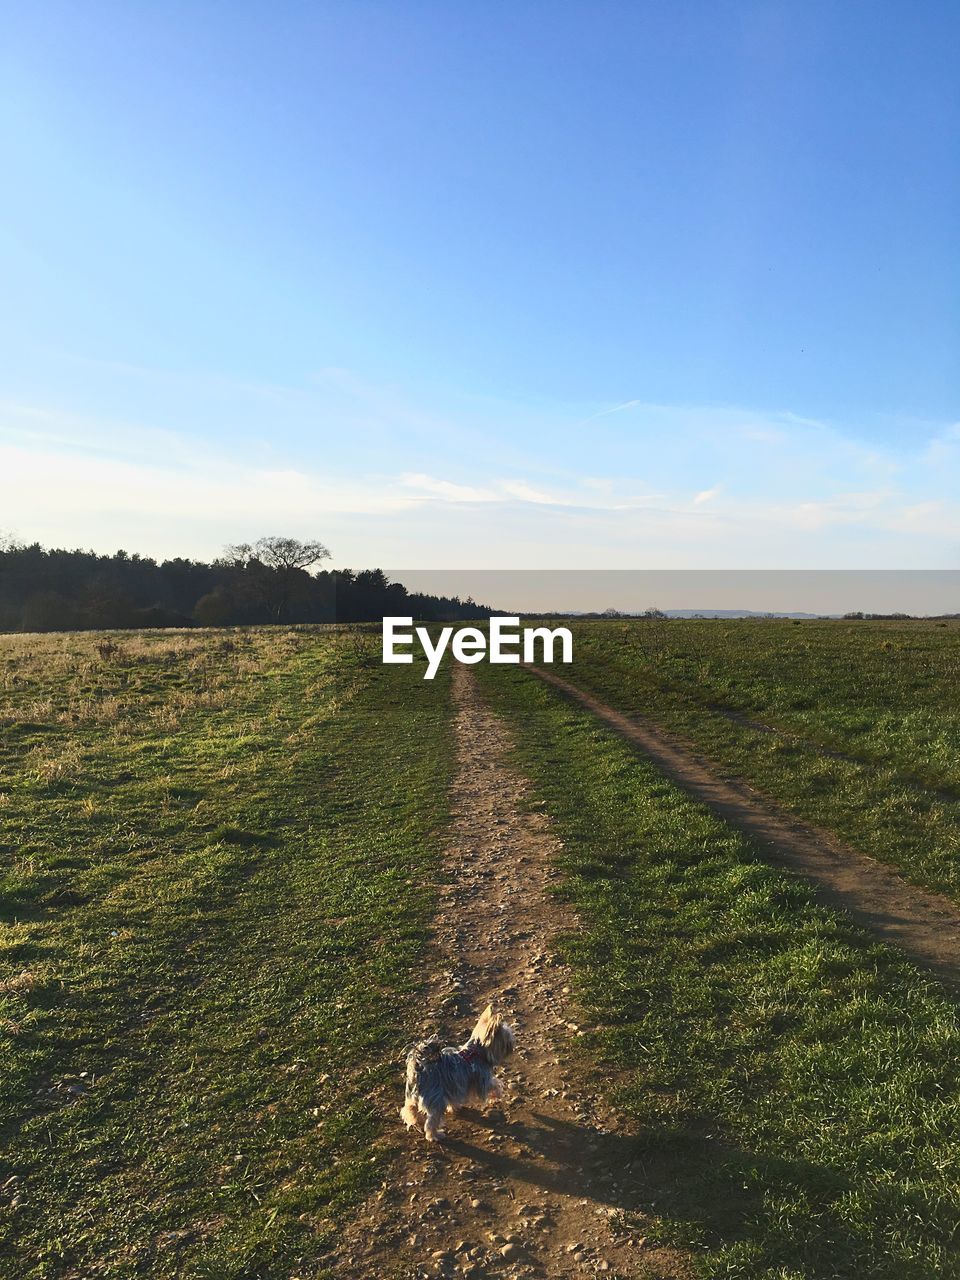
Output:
top-left (740, 425), bottom-right (787, 444)
top-left (693, 486), bottom-right (720, 505)
top-left (501, 480), bottom-right (562, 505)
top-left (2, 395), bottom-right (957, 567)
top-left (576, 398), bottom-right (644, 426)
top-left (922, 423), bottom-right (960, 467)
top-left (399, 473), bottom-right (499, 503)
top-left (594, 398), bottom-right (642, 417)
top-left (0, 441), bottom-right (419, 520)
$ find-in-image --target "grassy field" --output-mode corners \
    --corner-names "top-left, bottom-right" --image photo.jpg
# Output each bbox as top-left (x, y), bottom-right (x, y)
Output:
top-left (4, 620), bottom-right (960, 1280)
top-left (0, 628), bottom-right (453, 1278)
top-left (564, 618), bottom-right (960, 898)
top-left (479, 660), bottom-right (960, 1279)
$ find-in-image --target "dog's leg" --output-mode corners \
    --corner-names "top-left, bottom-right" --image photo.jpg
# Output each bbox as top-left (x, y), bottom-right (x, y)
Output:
top-left (400, 1101), bottom-right (423, 1130)
top-left (485, 1076), bottom-right (503, 1105)
top-left (423, 1107), bottom-right (445, 1142)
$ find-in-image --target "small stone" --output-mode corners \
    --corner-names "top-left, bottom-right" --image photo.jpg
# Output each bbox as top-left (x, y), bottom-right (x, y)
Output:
top-left (499, 1242), bottom-right (520, 1260)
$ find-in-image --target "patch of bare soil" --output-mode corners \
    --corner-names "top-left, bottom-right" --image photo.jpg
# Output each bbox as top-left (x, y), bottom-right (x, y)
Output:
top-left (330, 666), bottom-right (692, 1280)
top-left (529, 665), bottom-right (960, 990)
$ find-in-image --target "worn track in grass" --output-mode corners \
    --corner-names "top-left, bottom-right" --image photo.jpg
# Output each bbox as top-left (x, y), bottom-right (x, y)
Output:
top-left (331, 665), bottom-right (690, 1280)
top-left (529, 665), bottom-right (960, 990)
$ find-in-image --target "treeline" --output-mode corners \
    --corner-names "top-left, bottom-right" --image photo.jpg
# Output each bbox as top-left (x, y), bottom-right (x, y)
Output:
top-left (840, 611), bottom-right (959, 621)
top-left (0, 540), bottom-right (493, 632)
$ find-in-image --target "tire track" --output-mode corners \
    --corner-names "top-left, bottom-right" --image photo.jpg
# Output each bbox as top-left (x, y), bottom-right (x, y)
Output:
top-left (528, 665), bottom-right (960, 990)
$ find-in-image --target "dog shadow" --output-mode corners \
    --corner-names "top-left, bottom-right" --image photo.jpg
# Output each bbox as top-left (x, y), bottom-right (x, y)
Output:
top-left (440, 1108), bottom-right (666, 1209)
top-left (436, 1107), bottom-right (868, 1269)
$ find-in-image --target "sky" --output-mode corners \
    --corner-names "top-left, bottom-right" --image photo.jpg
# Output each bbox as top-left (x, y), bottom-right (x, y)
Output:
top-left (1, 1), bottom-right (958, 572)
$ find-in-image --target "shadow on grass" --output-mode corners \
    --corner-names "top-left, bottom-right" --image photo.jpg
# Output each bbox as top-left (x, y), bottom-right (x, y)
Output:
top-left (440, 1109), bottom-right (897, 1277)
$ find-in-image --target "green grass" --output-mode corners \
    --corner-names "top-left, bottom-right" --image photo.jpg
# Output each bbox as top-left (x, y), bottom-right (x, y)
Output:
top-left (0, 627), bottom-right (453, 1278)
top-left (479, 661), bottom-right (960, 1279)
top-left (564, 618), bottom-right (960, 898)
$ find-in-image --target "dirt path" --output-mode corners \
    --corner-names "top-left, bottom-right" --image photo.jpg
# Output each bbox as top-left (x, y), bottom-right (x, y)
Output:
top-left (331, 666), bottom-right (691, 1280)
top-left (528, 665), bottom-right (960, 990)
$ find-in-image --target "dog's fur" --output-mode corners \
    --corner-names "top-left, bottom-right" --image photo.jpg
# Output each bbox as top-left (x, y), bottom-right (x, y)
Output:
top-left (401, 1005), bottom-right (515, 1142)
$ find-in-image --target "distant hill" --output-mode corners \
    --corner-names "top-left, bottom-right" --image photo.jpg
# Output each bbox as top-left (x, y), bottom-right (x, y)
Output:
top-left (542, 609), bottom-right (833, 619)
top-left (543, 609), bottom-right (948, 620)
top-left (664, 609), bottom-right (830, 619)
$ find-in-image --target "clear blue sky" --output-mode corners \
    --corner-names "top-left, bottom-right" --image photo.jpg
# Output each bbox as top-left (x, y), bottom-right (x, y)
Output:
top-left (2, 1), bottom-right (958, 568)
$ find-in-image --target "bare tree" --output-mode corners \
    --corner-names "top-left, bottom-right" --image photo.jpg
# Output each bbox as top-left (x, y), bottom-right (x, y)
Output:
top-left (223, 536), bottom-right (331, 621)
top-left (228, 536), bottom-right (330, 574)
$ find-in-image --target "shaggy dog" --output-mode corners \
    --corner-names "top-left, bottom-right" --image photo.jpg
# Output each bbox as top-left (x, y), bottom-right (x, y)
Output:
top-left (401, 1005), bottom-right (515, 1142)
